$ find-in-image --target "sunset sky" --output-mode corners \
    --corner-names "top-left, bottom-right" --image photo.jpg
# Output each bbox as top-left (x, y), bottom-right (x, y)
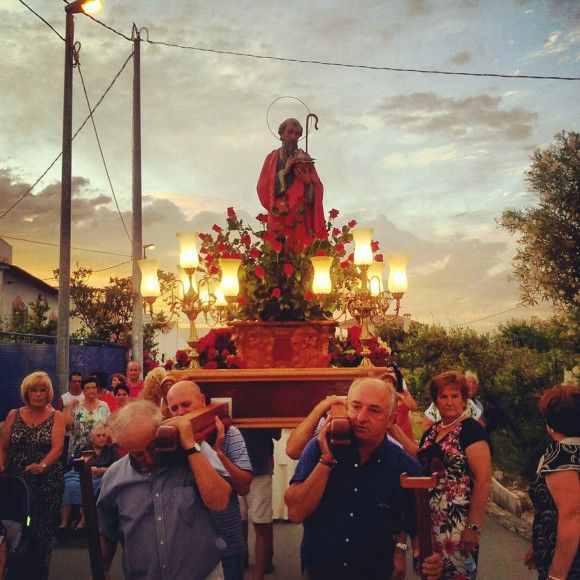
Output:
top-left (1, 0), bottom-right (578, 335)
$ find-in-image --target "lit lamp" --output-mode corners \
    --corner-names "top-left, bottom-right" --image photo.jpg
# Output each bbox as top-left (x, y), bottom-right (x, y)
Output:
top-left (310, 256), bottom-right (333, 295)
top-left (177, 232), bottom-right (199, 272)
top-left (353, 228), bottom-right (374, 267)
top-left (137, 259), bottom-right (161, 311)
top-left (367, 261), bottom-right (385, 297)
top-left (211, 258), bottom-right (241, 324)
top-left (387, 254), bottom-right (408, 298)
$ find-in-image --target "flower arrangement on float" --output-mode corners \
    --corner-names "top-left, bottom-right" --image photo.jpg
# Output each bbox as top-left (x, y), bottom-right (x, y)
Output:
top-left (329, 326), bottom-right (392, 368)
top-left (197, 206), bottom-right (382, 323)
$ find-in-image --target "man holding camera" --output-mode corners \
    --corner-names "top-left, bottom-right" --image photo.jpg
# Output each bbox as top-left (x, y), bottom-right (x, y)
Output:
top-left (97, 400), bottom-right (231, 580)
top-left (285, 377), bottom-right (442, 579)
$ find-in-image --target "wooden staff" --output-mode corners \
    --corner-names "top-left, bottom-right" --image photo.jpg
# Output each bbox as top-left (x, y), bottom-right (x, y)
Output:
top-left (400, 473), bottom-right (438, 580)
top-left (74, 452), bottom-right (105, 580)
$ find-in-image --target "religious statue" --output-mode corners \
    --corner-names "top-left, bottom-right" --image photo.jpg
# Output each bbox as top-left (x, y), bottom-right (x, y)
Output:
top-left (257, 117), bottom-right (325, 248)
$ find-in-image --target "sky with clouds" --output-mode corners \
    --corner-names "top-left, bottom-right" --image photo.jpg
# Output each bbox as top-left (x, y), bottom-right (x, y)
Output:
top-left (1, 0), bottom-right (578, 333)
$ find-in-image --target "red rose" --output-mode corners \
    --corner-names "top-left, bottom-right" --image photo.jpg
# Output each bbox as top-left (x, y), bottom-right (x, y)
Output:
top-left (271, 287), bottom-right (281, 299)
top-left (316, 229), bottom-right (328, 241)
top-left (329, 208), bottom-right (339, 219)
top-left (164, 360), bottom-right (174, 370)
top-left (332, 227), bottom-right (341, 238)
top-left (271, 240), bottom-right (283, 253)
top-left (375, 253), bottom-right (384, 262)
top-left (207, 347), bottom-right (218, 360)
top-left (283, 263), bottom-right (294, 276)
top-left (348, 220), bottom-right (357, 228)
top-left (237, 296), bottom-right (249, 305)
top-left (221, 348), bottom-right (231, 358)
top-left (212, 224), bottom-right (222, 233)
top-left (304, 291), bottom-right (315, 301)
top-left (256, 213), bottom-right (269, 224)
top-left (248, 247), bottom-right (261, 259)
top-left (255, 265), bottom-right (265, 278)
top-left (204, 361), bottom-right (218, 369)
top-left (335, 243), bottom-right (345, 255)
top-left (371, 240), bottom-right (380, 252)
top-left (227, 207), bottom-right (237, 220)
top-left (209, 265), bottom-right (219, 275)
top-left (241, 233), bottom-right (251, 246)
top-left (315, 249), bottom-right (326, 256)
top-left (216, 243), bottom-right (226, 253)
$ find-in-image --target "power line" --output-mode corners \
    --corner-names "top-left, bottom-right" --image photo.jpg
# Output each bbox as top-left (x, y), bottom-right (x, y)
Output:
top-left (145, 38), bottom-right (579, 82)
top-left (41, 258), bottom-right (133, 281)
top-left (77, 63), bottom-right (132, 244)
top-left (18, 0), bottom-right (65, 41)
top-left (463, 304), bottom-right (525, 325)
top-left (1, 235), bottom-right (131, 257)
top-left (0, 51), bottom-right (134, 221)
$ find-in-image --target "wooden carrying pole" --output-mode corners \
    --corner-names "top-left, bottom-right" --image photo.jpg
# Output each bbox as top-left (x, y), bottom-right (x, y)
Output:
top-left (74, 452), bottom-right (106, 580)
top-left (400, 473), bottom-right (438, 580)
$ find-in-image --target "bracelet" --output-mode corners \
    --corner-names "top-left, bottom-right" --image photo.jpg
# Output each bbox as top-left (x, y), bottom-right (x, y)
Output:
top-left (319, 456), bottom-right (336, 468)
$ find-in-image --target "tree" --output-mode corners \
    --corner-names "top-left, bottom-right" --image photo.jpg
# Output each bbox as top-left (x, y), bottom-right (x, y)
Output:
top-left (5, 294), bottom-right (57, 336)
top-left (500, 131), bottom-right (579, 319)
top-left (64, 266), bottom-right (171, 354)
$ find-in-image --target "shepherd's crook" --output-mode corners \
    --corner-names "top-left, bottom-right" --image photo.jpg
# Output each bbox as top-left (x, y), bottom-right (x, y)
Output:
top-left (305, 113), bottom-right (319, 155)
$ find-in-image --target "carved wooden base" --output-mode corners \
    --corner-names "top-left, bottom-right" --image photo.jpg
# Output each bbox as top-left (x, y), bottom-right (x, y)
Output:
top-left (229, 320), bottom-right (337, 369)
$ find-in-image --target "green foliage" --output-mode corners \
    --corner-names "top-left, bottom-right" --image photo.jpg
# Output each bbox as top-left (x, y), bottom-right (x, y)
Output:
top-left (7, 294), bottom-right (57, 336)
top-left (384, 315), bottom-right (577, 479)
top-left (61, 266), bottom-right (167, 352)
top-left (499, 131), bottom-right (580, 319)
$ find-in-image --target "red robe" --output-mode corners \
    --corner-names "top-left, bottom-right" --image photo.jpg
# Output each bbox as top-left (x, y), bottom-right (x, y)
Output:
top-left (257, 149), bottom-right (325, 248)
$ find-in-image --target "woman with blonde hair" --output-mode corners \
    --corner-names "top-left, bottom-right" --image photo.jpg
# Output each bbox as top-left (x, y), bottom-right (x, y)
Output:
top-left (138, 366), bottom-right (168, 406)
top-left (0, 371), bottom-right (65, 579)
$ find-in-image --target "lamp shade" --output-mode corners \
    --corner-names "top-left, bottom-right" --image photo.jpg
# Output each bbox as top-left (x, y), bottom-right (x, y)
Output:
top-left (367, 261), bottom-right (385, 296)
top-left (178, 266), bottom-right (197, 296)
top-left (177, 232), bottom-right (199, 270)
top-left (219, 258), bottom-right (241, 297)
top-left (310, 256), bottom-right (333, 295)
top-left (137, 259), bottom-right (160, 299)
top-left (352, 228), bottom-right (374, 265)
top-left (387, 254), bottom-right (408, 294)
top-left (80, 0), bottom-right (102, 13)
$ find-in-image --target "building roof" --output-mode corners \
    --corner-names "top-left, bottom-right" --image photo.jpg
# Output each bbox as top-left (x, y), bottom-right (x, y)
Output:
top-left (1, 263), bottom-right (58, 297)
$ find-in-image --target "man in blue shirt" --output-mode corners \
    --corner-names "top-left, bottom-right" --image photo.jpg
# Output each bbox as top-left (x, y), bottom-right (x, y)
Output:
top-left (97, 400), bottom-right (231, 580)
top-left (285, 377), bottom-right (442, 580)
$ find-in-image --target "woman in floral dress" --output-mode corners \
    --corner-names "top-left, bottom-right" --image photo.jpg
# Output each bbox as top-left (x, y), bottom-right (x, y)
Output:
top-left (417, 371), bottom-right (492, 579)
top-left (0, 371), bottom-right (65, 580)
top-left (64, 375), bottom-right (110, 461)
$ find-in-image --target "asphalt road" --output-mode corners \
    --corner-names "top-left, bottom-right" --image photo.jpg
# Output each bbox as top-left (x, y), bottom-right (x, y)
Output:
top-left (48, 513), bottom-right (536, 579)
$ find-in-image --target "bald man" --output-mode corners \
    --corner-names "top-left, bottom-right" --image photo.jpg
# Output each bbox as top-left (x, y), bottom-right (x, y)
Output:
top-left (167, 381), bottom-right (253, 580)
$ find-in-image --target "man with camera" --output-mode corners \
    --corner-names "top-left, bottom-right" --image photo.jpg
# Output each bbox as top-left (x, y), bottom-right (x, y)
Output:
top-left (285, 376), bottom-right (442, 579)
top-left (96, 400), bottom-right (231, 580)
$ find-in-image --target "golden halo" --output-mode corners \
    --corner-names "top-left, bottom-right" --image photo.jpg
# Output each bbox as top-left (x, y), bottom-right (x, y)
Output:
top-left (266, 96), bottom-right (311, 141)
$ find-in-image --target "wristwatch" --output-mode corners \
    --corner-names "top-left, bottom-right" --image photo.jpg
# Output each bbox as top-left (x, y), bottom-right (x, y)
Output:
top-left (184, 443), bottom-right (202, 455)
top-left (395, 543), bottom-right (409, 553)
top-left (465, 523), bottom-right (481, 533)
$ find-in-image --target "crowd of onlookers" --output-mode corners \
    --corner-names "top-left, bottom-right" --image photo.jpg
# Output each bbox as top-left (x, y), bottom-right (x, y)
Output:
top-left (0, 361), bottom-right (578, 580)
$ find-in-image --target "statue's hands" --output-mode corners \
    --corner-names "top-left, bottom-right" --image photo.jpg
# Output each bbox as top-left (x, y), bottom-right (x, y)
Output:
top-left (317, 417), bottom-right (333, 457)
top-left (213, 416), bottom-right (225, 453)
top-left (294, 164), bottom-right (312, 184)
top-left (283, 156), bottom-right (295, 176)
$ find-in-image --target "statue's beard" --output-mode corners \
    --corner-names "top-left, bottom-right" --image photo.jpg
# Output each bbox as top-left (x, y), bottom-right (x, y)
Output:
top-left (282, 140), bottom-right (298, 157)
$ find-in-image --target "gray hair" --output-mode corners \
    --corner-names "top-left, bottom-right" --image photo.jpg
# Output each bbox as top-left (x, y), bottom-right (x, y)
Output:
top-left (107, 400), bottom-right (161, 443)
top-left (465, 370), bottom-right (479, 384)
top-left (347, 376), bottom-right (396, 413)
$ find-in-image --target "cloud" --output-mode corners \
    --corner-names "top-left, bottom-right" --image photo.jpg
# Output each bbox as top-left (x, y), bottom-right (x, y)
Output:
top-left (530, 26), bottom-right (580, 58)
top-left (374, 92), bottom-right (538, 141)
top-left (450, 51), bottom-right (472, 66)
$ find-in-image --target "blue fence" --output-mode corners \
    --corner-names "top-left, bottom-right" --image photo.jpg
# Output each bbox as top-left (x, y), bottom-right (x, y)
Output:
top-left (0, 333), bottom-right (126, 421)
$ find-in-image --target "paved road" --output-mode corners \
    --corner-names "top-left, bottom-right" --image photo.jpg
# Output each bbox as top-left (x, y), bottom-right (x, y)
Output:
top-left (49, 514), bottom-right (536, 579)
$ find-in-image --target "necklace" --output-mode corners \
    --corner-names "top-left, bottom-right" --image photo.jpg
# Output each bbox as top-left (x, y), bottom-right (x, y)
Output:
top-left (440, 411), bottom-right (465, 430)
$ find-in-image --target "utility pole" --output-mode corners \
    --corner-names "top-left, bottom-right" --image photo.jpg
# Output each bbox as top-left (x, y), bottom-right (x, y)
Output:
top-left (131, 26), bottom-right (143, 367)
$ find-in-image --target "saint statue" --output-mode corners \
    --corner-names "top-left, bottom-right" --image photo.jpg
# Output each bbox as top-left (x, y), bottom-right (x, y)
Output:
top-left (257, 117), bottom-right (325, 247)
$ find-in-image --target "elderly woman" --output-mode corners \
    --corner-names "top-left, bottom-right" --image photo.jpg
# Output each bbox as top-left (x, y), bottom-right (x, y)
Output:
top-left (0, 371), bottom-right (65, 580)
top-left (113, 383), bottom-right (130, 409)
top-left (525, 385), bottom-right (580, 580)
top-left (417, 371), bottom-right (492, 579)
top-left (64, 375), bottom-right (111, 461)
top-left (60, 423), bottom-right (118, 531)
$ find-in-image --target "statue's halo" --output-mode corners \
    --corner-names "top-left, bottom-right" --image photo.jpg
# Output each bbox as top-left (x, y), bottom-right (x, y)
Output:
top-left (266, 96), bottom-right (311, 140)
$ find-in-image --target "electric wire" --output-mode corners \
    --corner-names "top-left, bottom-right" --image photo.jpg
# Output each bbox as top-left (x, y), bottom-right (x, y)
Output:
top-left (61, 0), bottom-right (132, 41)
top-left (1, 235), bottom-right (132, 257)
top-left (145, 38), bottom-right (580, 82)
top-left (41, 258), bottom-right (133, 282)
top-left (76, 63), bottom-right (132, 244)
top-left (462, 304), bottom-right (525, 325)
top-left (18, 0), bottom-right (65, 41)
top-left (0, 51), bottom-right (134, 221)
